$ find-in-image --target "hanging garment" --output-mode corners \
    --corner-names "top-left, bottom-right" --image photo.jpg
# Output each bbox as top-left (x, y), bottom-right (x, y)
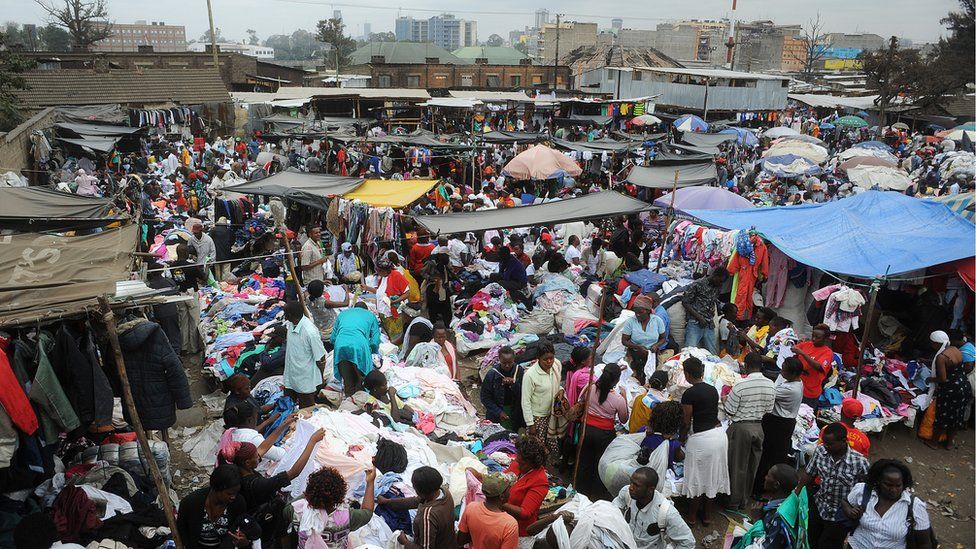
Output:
top-left (764, 245), bottom-right (795, 309)
top-left (0, 336), bottom-right (38, 435)
top-left (31, 331), bottom-right (81, 443)
top-left (728, 235), bottom-right (769, 320)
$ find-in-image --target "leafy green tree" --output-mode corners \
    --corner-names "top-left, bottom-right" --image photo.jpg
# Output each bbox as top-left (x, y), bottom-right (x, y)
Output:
top-left (0, 31), bottom-right (36, 131)
top-left (315, 17), bottom-right (356, 69)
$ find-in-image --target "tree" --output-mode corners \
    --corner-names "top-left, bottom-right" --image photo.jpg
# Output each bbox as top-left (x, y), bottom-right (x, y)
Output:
top-left (914, 0), bottom-right (975, 104)
top-left (246, 29), bottom-right (259, 45)
top-left (790, 13), bottom-right (832, 81)
top-left (264, 29), bottom-right (325, 60)
top-left (367, 31), bottom-right (396, 42)
top-left (198, 27), bottom-right (225, 44)
top-left (485, 33), bottom-right (504, 47)
top-left (859, 37), bottom-right (923, 126)
top-left (35, 0), bottom-right (112, 50)
top-left (315, 17), bottom-right (356, 70)
top-left (38, 23), bottom-right (72, 51)
top-left (0, 31), bottom-right (36, 131)
top-left (513, 41), bottom-right (528, 55)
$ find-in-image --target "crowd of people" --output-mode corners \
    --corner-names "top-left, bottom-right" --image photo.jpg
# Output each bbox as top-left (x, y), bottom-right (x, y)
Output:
top-left (11, 103), bottom-right (974, 549)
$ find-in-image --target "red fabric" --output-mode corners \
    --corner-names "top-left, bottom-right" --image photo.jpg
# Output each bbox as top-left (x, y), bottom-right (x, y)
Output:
top-left (385, 269), bottom-right (409, 319)
top-left (727, 236), bottom-right (769, 320)
top-left (615, 278), bottom-right (640, 309)
top-left (831, 331), bottom-right (859, 367)
top-left (795, 341), bottom-right (834, 398)
top-left (53, 486), bottom-right (102, 542)
top-left (505, 462), bottom-right (548, 536)
top-left (65, 463), bottom-right (97, 478)
top-left (408, 243), bottom-right (435, 272)
top-left (0, 338), bottom-right (38, 435)
top-left (585, 415), bottom-right (615, 430)
top-left (193, 137), bottom-right (205, 152)
top-left (102, 432), bottom-right (138, 445)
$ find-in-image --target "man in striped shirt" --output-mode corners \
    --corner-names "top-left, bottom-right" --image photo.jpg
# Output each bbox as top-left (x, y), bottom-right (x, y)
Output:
top-left (725, 352), bottom-right (776, 510)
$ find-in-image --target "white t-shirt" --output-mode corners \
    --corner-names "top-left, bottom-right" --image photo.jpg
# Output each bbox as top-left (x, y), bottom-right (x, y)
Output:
top-left (447, 239), bottom-right (469, 267)
top-left (565, 245), bottom-right (582, 264)
top-left (232, 428), bottom-right (286, 468)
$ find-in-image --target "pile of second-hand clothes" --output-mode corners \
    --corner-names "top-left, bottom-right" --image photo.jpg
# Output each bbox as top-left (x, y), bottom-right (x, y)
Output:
top-left (452, 282), bottom-right (529, 355)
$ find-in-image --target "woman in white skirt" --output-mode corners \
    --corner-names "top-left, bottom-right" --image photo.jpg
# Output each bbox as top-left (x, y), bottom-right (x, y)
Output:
top-left (679, 357), bottom-right (729, 525)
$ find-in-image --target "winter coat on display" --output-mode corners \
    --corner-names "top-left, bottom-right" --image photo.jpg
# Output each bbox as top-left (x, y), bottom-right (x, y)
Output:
top-left (52, 324), bottom-right (114, 430)
top-left (116, 319), bottom-right (192, 430)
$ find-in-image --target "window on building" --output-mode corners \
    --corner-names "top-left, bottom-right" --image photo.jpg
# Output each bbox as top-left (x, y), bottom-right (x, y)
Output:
top-left (461, 74), bottom-right (473, 86)
top-left (607, 69), bottom-right (615, 81)
top-left (532, 75), bottom-right (542, 85)
top-left (632, 70), bottom-right (642, 81)
top-left (510, 75), bottom-right (521, 86)
top-left (378, 74), bottom-right (392, 87)
top-left (486, 75), bottom-right (500, 87)
top-left (407, 74), bottom-right (420, 87)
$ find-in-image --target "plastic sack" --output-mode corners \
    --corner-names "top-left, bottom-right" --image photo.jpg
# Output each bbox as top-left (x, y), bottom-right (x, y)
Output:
top-left (598, 432), bottom-right (644, 495)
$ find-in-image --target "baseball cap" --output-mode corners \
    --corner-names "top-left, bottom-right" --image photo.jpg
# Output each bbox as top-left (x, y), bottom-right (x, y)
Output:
top-left (841, 398), bottom-right (864, 419)
top-left (341, 242), bottom-right (353, 252)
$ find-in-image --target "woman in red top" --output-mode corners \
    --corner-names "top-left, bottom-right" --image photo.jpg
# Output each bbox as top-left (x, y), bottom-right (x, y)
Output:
top-left (793, 324), bottom-right (835, 407)
top-left (501, 436), bottom-right (549, 537)
top-left (364, 257), bottom-right (409, 339)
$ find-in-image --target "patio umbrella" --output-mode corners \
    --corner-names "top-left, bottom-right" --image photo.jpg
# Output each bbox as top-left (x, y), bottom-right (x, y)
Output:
top-left (763, 126), bottom-right (800, 138)
top-left (955, 123), bottom-right (976, 132)
top-left (653, 186), bottom-right (755, 212)
top-left (674, 114), bottom-right (708, 132)
top-left (819, 122), bottom-right (836, 129)
top-left (847, 165), bottom-right (911, 191)
top-left (761, 154), bottom-right (823, 177)
top-left (719, 127), bottom-right (758, 147)
top-left (855, 111), bottom-right (870, 118)
top-left (501, 144), bottom-right (582, 180)
top-left (630, 114), bottom-right (662, 126)
top-left (836, 115), bottom-right (868, 128)
top-left (776, 134), bottom-right (826, 146)
top-left (839, 156), bottom-right (897, 171)
top-left (852, 140), bottom-right (893, 152)
top-left (939, 129), bottom-right (976, 141)
top-left (838, 146), bottom-right (898, 163)
top-left (763, 141), bottom-right (829, 164)
top-left (891, 122), bottom-right (910, 131)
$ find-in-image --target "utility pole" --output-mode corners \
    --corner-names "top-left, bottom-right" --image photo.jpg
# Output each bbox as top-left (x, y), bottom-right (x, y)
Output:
top-left (206, 0), bottom-right (219, 73)
top-left (553, 13), bottom-right (561, 88)
top-left (725, 0), bottom-right (737, 67)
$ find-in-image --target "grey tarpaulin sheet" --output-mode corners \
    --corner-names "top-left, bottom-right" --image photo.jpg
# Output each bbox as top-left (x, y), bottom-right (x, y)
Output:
top-left (679, 131), bottom-right (737, 148)
top-left (57, 136), bottom-right (121, 153)
top-left (223, 169), bottom-right (364, 211)
top-left (55, 122), bottom-right (142, 137)
top-left (411, 191), bottom-right (651, 235)
top-left (626, 162), bottom-right (717, 189)
top-left (551, 137), bottom-right (637, 153)
top-left (0, 186), bottom-right (123, 230)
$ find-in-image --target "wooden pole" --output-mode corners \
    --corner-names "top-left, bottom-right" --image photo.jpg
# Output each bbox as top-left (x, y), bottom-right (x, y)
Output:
top-left (280, 230), bottom-right (309, 314)
top-left (97, 296), bottom-right (182, 549)
top-left (571, 285), bottom-right (609, 487)
top-left (654, 169), bottom-right (680, 273)
top-left (851, 278), bottom-right (881, 398)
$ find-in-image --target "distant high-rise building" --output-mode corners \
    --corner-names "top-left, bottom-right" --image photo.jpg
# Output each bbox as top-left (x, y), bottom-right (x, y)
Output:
top-left (363, 22), bottom-right (372, 38)
top-left (395, 13), bottom-right (477, 50)
top-left (333, 9), bottom-right (342, 20)
top-left (611, 18), bottom-right (623, 32)
top-left (535, 9), bottom-right (550, 29)
top-left (93, 20), bottom-right (187, 52)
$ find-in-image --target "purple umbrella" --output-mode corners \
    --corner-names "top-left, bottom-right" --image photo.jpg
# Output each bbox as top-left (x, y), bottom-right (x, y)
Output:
top-left (653, 186), bottom-right (755, 212)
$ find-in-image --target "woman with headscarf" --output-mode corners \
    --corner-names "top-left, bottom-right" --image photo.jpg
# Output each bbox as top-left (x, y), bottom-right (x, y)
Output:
top-left (927, 330), bottom-right (973, 450)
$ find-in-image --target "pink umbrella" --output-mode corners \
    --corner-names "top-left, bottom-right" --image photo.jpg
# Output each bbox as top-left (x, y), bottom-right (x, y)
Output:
top-left (839, 155), bottom-right (897, 171)
top-left (501, 144), bottom-right (583, 180)
top-left (653, 187), bottom-right (755, 212)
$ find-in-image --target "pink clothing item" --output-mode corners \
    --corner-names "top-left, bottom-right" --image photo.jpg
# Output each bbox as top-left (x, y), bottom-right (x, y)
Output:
top-left (584, 387), bottom-right (630, 423)
top-left (566, 367), bottom-right (594, 407)
top-left (465, 470), bottom-right (486, 505)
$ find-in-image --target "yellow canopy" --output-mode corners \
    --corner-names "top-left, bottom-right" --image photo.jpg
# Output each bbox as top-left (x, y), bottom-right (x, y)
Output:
top-left (343, 178), bottom-right (438, 208)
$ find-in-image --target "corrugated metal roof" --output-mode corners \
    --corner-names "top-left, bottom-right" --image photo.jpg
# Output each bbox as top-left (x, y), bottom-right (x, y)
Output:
top-left (448, 90), bottom-right (532, 102)
top-left (452, 46), bottom-right (530, 65)
top-left (16, 68), bottom-right (230, 108)
top-left (231, 87), bottom-right (431, 104)
top-left (637, 67), bottom-right (789, 81)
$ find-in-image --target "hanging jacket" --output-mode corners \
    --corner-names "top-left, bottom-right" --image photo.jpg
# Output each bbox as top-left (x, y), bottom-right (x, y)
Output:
top-left (0, 336), bottom-right (38, 435)
top-left (31, 331), bottom-right (81, 443)
top-left (52, 325), bottom-right (114, 430)
top-left (116, 319), bottom-right (192, 430)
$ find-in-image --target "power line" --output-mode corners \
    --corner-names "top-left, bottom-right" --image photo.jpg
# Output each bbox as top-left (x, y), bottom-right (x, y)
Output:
top-left (273, 0), bottom-right (675, 22)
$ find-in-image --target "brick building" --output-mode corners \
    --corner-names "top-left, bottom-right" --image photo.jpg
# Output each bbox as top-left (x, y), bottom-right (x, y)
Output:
top-left (93, 20), bottom-right (187, 53)
top-left (21, 49), bottom-right (311, 92)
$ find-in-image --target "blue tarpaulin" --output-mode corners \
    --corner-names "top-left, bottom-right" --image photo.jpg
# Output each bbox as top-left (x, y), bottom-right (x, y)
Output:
top-left (685, 191), bottom-right (976, 278)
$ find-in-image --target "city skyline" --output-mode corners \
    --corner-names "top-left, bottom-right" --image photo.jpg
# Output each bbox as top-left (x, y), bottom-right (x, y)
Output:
top-left (0, 0), bottom-right (958, 47)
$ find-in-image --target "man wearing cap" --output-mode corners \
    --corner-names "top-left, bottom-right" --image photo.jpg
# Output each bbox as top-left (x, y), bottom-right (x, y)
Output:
top-left (817, 397), bottom-right (871, 457)
top-left (613, 467), bottom-right (695, 549)
top-left (457, 472), bottom-right (519, 549)
top-left (334, 242), bottom-right (364, 283)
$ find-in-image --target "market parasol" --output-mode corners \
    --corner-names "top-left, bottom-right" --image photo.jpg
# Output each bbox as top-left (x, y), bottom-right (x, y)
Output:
top-left (839, 156), bottom-right (897, 171)
top-left (653, 186), bottom-right (755, 212)
top-left (837, 146), bottom-right (898, 163)
top-left (835, 115), bottom-right (869, 128)
top-left (938, 129), bottom-right (976, 141)
top-left (761, 154), bottom-right (823, 177)
top-left (501, 144), bottom-right (582, 180)
top-left (719, 127), bottom-right (758, 147)
top-left (847, 165), bottom-right (911, 191)
top-left (630, 114), bottom-right (662, 126)
top-left (819, 122), bottom-right (836, 129)
top-left (955, 123), bottom-right (976, 132)
top-left (891, 122), bottom-right (910, 131)
top-left (763, 126), bottom-right (800, 138)
top-left (674, 114), bottom-right (708, 132)
top-left (852, 140), bottom-right (893, 152)
top-left (763, 141), bottom-right (829, 164)
top-left (775, 134), bottom-right (826, 146)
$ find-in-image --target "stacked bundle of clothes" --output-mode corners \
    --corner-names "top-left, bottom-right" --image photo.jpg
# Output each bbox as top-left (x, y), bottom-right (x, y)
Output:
top-left (453, 283), bottom-right (530, 355)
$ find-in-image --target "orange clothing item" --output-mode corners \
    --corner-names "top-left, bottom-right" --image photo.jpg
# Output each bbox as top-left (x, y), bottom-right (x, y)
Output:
top-left (727, 236), bottom-right (769, 320)
top-left (459, 502), bottom-right (519, 549)
top-left (817, 423), bottom-right (870, 457)
top-left (795, 341), bottom-right (834, 398)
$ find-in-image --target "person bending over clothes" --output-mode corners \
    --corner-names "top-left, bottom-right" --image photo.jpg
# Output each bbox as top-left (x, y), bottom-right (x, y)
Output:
top-left (638, 400), bottom-right (685, 483)
top-left (732, 464), bottom-right (800, 549)
top-left (220, 401), bottom-right (294, 472)
top-left (331, 302), bottom-right (382, 397)
top-left (293, 465), bottom-right (376, 548)
top-left (177, 464), bottom-right (260, 548)
top-left (351, 369), bottom-right (413, 426)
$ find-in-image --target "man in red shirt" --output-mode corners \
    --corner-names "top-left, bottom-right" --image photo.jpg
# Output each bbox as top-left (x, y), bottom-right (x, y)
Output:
top-left (408, 234), bottom-right (436, 273)
top-left (817, 397), bottom-right (871, 457)
top-left (793, 324), bottom-right (835, 407)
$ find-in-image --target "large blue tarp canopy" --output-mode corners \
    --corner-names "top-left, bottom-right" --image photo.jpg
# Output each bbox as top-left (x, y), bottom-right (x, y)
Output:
top-left (685, 191), bottom-right (976, 278)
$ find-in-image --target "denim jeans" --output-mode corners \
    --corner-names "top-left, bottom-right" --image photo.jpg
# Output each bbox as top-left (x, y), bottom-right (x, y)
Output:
top-left (685, 318), bottom-right (718, 355)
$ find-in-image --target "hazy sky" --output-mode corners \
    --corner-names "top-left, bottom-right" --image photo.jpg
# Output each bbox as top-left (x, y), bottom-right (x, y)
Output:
top-left (0, 0), bottom-right (960, 45)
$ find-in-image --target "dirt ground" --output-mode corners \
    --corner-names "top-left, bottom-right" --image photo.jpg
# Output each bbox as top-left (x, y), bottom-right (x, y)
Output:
top-left (167, 353), bottom-right (975, 548)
